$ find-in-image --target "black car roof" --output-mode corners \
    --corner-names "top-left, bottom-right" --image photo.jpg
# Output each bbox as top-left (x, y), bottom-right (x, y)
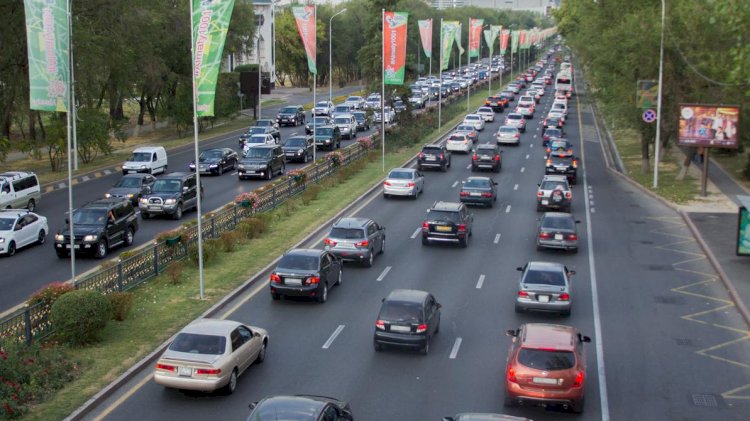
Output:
top-left (252, 395), bottom-right (327, 420)
top-left (160, 172), bottom-right (193, 179)
top-left (385, 289), bottom-right (430, 304)
top-left (84, 198), bottom-right (129, 209)
top-left (431, 201), bottom-right (462, 211)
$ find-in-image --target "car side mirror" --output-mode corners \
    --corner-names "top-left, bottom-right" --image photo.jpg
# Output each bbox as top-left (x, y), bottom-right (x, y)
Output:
top-left (493, 180), bottom-right (498, 186)
top-left (144, 186), bottom-right (151, 193)
top-left (506, 329), bottom-right (518, 337)
top-left (248, 402), bottom-right (257, 410)
top-left (568, 270), bottom-right (576, 276)
top-left (436, 303), bottom-right (442, 309)
top-left (254, 331), bottom-right (261, 337)
top-left (579, 334), bottom-right (591, 343)
top-left (516, 267), bottom-right (523, 271)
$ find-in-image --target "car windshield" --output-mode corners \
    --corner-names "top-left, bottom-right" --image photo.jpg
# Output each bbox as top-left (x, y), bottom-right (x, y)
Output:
top-left (315, 101), bottom-right (329, 107)
top-left (428, 210), bottom-right (460, 224)
top-left (129, 152), bottom-right (151, 162)
top-left (546, 129), bottom-right (562, 137)
top-left (478, 107), bottom-right (493, 113)
top-left (476, 147), bottom-right (496, 155)
top-left (457, 125), bottom-right (474, 132)
top-left (72, 208), bottom-right (107, 225)
top-left (151, 179), bottom-right (182, 193)
top-left (464, 179), bottom-right (491, 188)
top-left (518, 348), bottom-right (575, 371)
top-left (0, 218), bottom-right (15, 231)
top-left (388, 171), bottom-right (413, 180)
top-left (284, 138), bottom-right (307, 147)
top-left (449, 135), bottom-right (466, 141)
top-left (248, 127), bottom-right (265, 134)
top-left (244, 148), bottom-right (272, 159)
top-left (199, 150), bottom-right (223, 160)
top-left (114, 177), bottom-right (142, 188)
top-left (524, 269), bottom-right (566, 286)
top-left (277, 254), bottom-right (319, 271)
top-left (465, 115), bottom-right (480, 121)
top-left (315, 128), bottom-right (333, 136)
top-left (334, 106), bottom-right (349, 112)
top-left (346, 97), bottom-right (360, 102)
top-left (379, 301), bottom-right (422, 323)
top-left (169, 333), bottom-right (226, 355)
top-left (334, 118), bottom-right (350, 124)
top-left (353, 114), bottom-right (365, 122)
top-left (499, 127), bottom-right (517, 133)
top-left (550, 141), bottom-right (569, 150)
top-left (249, 135), bottom-right (268, 144)
top-left (551, 156), bottom-right (574, 165)
top-left (279, 107), bottom-right (298, 113)
top-left (542, 216), bottom-right (576, 230)
top-left (329, 227), bottom-right (365, 239)
top-left (311, 118), bottom-right (328, 125)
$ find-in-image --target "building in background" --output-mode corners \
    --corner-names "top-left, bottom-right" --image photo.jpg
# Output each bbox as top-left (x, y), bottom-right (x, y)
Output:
top-left (430, 0), bottom-right (558, 14)
top-left (226, 0), bottom-right (277, 86)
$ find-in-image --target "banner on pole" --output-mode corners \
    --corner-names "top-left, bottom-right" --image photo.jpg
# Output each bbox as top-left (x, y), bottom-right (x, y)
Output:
top-left (519, 30), bottom-right (527, 50)
top-left (418, 19), bottom-right (432, 59)
top-left (383, 12), bottom-right (408, 85)
top-left (440, 21), bottom-right (459, 71)
top-left (500, 30), bottom-right (510, 55)
top-left (23, 0), bottom-right (69, 112)
top-left (293, 6), bottom-right (317, 75)
top-left (511, 30), bottom-right (519, 54)
top-left (455, 23), bottom-right (465, 56)
top-left (191, 0), bottom-right (235, 117)
top-left (468, 18), bottom-right (483, 58)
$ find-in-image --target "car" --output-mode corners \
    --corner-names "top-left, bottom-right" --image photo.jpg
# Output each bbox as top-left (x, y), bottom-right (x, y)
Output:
top-left (314, 125), bottom-right (342, 150)
top-left (545, 153), bottom-right (578, 184)
top-left (0, 172), bottom-right (41, 211)
top-left (421, 201), bottom-right (473, 247)
top-left (546, 139), bottom-right (574, 157)
top-left (105, 173), bottom-right (155, 206)
top-left (476, 106), bottom-right (495, 122)
top-left (333, 114), bottom-right (358, 140)
top-left (525, 89), bottom-right (541, 103)
top-left (275, 105), bottom-right (306, 127)
top-left (537, 175), bottom-right (572, 212)
top-left (247, 395), bottom-right (353, 421)
top-left (532, 82), bottom-right (546, 94)
top-left (496, 126), bottom-right (521, 146)
top-left (343, 95), bottom-right (365, 110)
top-left (154, 319), bottom-right (268, 394)
top-left (254, 118), bottom-right (279, 129)
top-left (373, 289), bottom-right (441, 355)
top-left (392, 98), bottom-right (406, 113)
top-left (537, 212), bottom-right (580, 253)
top-left (238, 145), bottom-right (285, 180)
top-left (551, 101), bottom-right (568, 116)
top-left (504, 113), bottom-right (526, 133)
top-left (55, 198), bottom-right (138, 258)
top-left (383, 168), bottom-right (424, 199)
top-left (269, 248), bottom-right (343, 303)
top-left (281, 135), bottom-right (314, 163)
top-left (515, 261), bottom-right (574, 315)
top-left (515, 101), bottom-right (535, 119)
top-left (542, 127), bottom-right (566, 146)
top-left (239, 126), bottom-right (280, 148)
top-left (504, 323), bottom-right (591, 413)
top-left (507, 84), bottom-right (520, 95)
top-left (373, 106), bottom-right (395, 124)
top-left (454, 124), bottom-right (479, 144)
top-left (446, 133), bottom-right (474, 154)
top-left (313, 100), bottom-right (334, 116)
top-left (305, 116), bottom-right (332, 135)
top-left (459, 177), bottom-right (498, 207)
top-left (364, 93), bottom-right (382, 109)
top-left (543, 115), bottom-right (564, 129)
top-left (484, 96), bottom-right (506, 112)
top-left (417, 144), bottom-right (451, 172)
top-left (409, 92), bottom-right (428, 109)
top-left (188, 148), bottom-right (238, 175)
top-left (462, 114), bottom-right (485, 131)
top-left (242, 133), bottom-right (277, 152)
top-left (139, 172), bottom-right (203, 220)
top-left (0, 209), bottom-right (48, 256)
top-left (331, 104), bottom-right (353, 118)
top-left (471, 143), bottom-right (502, 173)
top-left (324, 217), bottom-right (385, 267)
top-left (498, 92), bottom-right (513, 107)
top-left (442, 413), bottom-right (531, 421)
top-left (546, 110), bottom-right (567, 126)
top-left (351, 111), bottom-right (370, 132)
top-left (121, 146), bottom-right (168, 176)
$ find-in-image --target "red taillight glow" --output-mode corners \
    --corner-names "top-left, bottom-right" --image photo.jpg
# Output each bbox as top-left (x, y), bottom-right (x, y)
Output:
top-left (407, 182), bottom-right (415, 187)
top-left (418, 153), bottom-right (424, 159)
top-left (375, 320), bottom-right (385, 330)
top-left (573, 371), bottom-right (584, 387)
top-left (270, 274), bottom-right (281, 283)
top-left (324, 238), bottom-right (337, 246)
top-left (422, 221), bottom-right (429, 229)
top-left (568, 234), bottom-right (578, 241)
top-left (472, 154), bottom-right (478, 161)
top-left (507, 365), bottom-right (518, 383)
top-left (493, 155), bottom-right (501, 161)
top-left (515, 134), bottom-right (520, 139)
top-left (559, 293), bottom-right (570, 301)
top-left (518, 291), bottom-right (529, 297)
top-left (354, 240), bottom-right (369, 247)
top-left (440, 153), bottom-right (445, 159)
top-left (572, 160), bottom-right (579, 168)
top-left (459, 191), bottom-right (470, 197)
top-left (565, 192), bottom-right (572, 199)
top-left (546, 159), bottom-right (552, 166)
top-left (306, 276), bottom-right (320, 284)
top-left (195, 368), bottom-right (221, 375)
top-left (384, 181), bottom-right (392, 186)
top-left (537, 191), bottom-right (544, 197)
top-left (481, 192), bottom-right (492, 198)
top-left (156, 363), bottom-right (175, 372)
top-left (416, 324), bottom-right (428, 333)
top-left (457, 224), bottom-right (467, 232)
top-left (539, 232), bottom-right (551, 239)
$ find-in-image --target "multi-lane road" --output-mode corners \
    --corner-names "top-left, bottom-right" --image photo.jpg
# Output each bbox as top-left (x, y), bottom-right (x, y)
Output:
top-left (77, 67), bottom-right (750, 420)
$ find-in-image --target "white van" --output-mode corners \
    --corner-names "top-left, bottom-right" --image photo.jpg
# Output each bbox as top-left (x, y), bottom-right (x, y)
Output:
top-left (0, 172), bottom-right (42, 211)
top-left (122, 146), bottom-right (168, 175)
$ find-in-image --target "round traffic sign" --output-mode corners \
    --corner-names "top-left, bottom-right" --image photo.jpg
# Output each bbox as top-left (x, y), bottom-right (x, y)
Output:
top-left (642, 109), bottom-right (657, 123)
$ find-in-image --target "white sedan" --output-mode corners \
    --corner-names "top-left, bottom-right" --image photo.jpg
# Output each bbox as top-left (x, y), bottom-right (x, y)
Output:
top-left (476, 107), bottom-right (495, 122)
top-left (462, 114), bottom-right (485, 131)
top-left (0, 209), bottom-right (48, 256)
top-left (446, 133), bottom-right (474, 153)
top-left (242, 134), bottom-right (277, 152)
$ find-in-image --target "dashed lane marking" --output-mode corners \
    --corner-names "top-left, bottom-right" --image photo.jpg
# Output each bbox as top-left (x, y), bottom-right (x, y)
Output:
top-left (476, 275), bottom-right (485, 289)
top-left (452, 181), bottom-right (459, 188)
top-left (513, 184), bottom-right (519, 190)
top-left (494, 233), bottom-right (501, 244)
top-left (520, 167), bottom-right (525, 173)
top-left (411, 228), bottom-right (421, 239)
top-left (376, 266), bottom-right (392, 282)
top-left (505, 205), bottom-right (511, 213)
top-left (322, 325), bottom-right (345, 349)
top-left (449, 337), bottom-right (463, 359)
top-left (525, 154), bottom-right (530, 159)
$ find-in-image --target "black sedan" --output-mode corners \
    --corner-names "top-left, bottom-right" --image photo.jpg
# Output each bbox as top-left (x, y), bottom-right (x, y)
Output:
top-left (459, 177), bottom-right (498, 207)
top-left (536, 212), bottom-right (580, 253)
top-left (374, 289), bottom-right (441, 355)
top-left (269, 248), bottom-right (342, 303)
top-left (471, 144), bottom-right (502, 172)
top-left (282, 135), bottom-right (314, 163)
top-left (247, 395), bottom-right (353, 421)
top-left (188, 148), bottom-right (238, 175)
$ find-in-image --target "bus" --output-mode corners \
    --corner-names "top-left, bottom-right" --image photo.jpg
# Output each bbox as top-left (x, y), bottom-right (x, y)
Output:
top-left (555, 71), bottom-right (574, 98)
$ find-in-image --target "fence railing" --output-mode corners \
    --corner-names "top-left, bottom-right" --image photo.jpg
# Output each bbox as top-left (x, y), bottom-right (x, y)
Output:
top-left (0, 135), bottom-right (377, 345)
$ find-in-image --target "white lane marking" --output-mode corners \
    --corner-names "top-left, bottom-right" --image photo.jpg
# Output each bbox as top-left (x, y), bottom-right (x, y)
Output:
top-left (103, 169), bottom-right (112, 175)
top-left (466, 164), bottom-right (471, 170)
top-left (231, 172), bottom-right (238, 175)
top-left (525, 154), bottom-right (530, 159)
top-left (494, 233), bottom-right (501, 244)
top-left (322, 325), bottom-right (345, 349)
top-left (505, 205), bottom-right (511, 213)
top-left (513, 184), bottom-right (519, 190)
top-left (533, 134), bottom-right (537, 138)
top-left (411, 227), bottom-right (421, 239)
top-left (590, 200), bottom-right (594, 206)
top-left (520, 167), bottom-right (525, 173)
top-left (58, 183), bottom-right (66, 189)
top-left (81, 175), bottom-right (90, 181)
top-left (591, 208), bottom-right (596, 213)
top-left (449, 337), bottom-right (463, 359)
top-left (530, 143), bottom-right (534, 148)
top-left (290, 132), bottom-right (298, 136)
top-left (376, 266), bottom-right (392, 282)
top-left (476, 274), bottom-right (486, 289)
top-left (451, 181), bottom-right (459, 188)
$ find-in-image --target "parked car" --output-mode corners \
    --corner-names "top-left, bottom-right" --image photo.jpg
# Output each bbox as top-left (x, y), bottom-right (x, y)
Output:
top-left (383, 168), bottom-right (424, 199)
top-left (496, 126), bottom-right (521, 146)
top-left (154, 319), bottom-right (268, 394)
top-left (305, 116), bottom-right (332, 135)
top-left (281, 135), bottom-right (314, 163)
top-left (537, 212), bottom-right (580, 253)
top-left (238, 145), bottom-right (285, 180)
top-left (313, 100), bottom-right (334, 116)
top-left (275, 105), bottom-right (306, 127)
top-left (421, 201), bottom-right (473, 248)
top-left (459, 177), bottom-right (498, 207)
top-left (373, 289), bottom-right (441, 355)
top-left (515, 261), bottom-right (574, 316)
top-left (0, 209), bottom-right (48, 256)
top-left (269, 248), bottom-right (343, 303)
top-left (504, 323), bottom-right (591, 413)
top-left (55, 198), bottom-right (138, 258)
top-left (537, 175), bottom-right (572, 212)
top-left (417, 144), bottom-right (451, 172)
top-left (188, 148), bottom-right (238, 175)
top-left (247, 395), bottom-right (353, 421)
top-left (105, 173), bottom-right (155, 206)
top-left (471, 143), bottom-right (502, 173)
top-left (139, 172), bottom-right (203, 220)
top-left (314, 125), bottom-right (342, 150)
top-left (324, 217), bottom-right (385, 267)
top-left (0, 171), bottom-right (41, 211)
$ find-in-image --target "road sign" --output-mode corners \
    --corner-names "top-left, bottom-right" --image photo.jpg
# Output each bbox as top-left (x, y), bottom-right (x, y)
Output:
top-left (643, 109), bottom-right (656, 123)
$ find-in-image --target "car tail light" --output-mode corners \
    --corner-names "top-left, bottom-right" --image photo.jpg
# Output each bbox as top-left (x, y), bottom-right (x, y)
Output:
top-left (481, 192), bottom-right (492, 198)
top-left (539, 232), bottom-right (551, 239)
top-left (354, 240), bottom-right (369, 247)
top-left (418, 153), bottom-right (424, 159)
top-left (457, 224), bottom-right (467, 232)
top-left (324, 238), bottom-right (337, 246)
top-left (546, 159), bottom-right (552, 166)
top-left (156, 363), bottom-right (175, 372)
top-left (384, 181), bottom-right (392, 186)
top-left (572, 160), bottom-right (579, 168)
top-left (518, 291), bottom-right (529, 297)
top-left (515, 134), bottom-right (519, 139)
top-left (270, 273), bottom-right (281, 283)
top-left (422, 221), bottom-right (429, 229)
top-left (195, 368), bottom-right (221, 375)
top-left (546, 147), bottom-right (551, 153)
top-left (568, 234), bottom-right (578, 241)
top-left (573, 371), bottom-right (584, 387)
top-left (494, 154), bottom-right (501, 161)
top-left (416, 324), bottom-right (428, 333)
top-left (507, 365), bottom-right (518, 383)
top-left (544, 135), bottom-right (549, 140)
top-left (407, 182), bottom-right (415, 187)
top-left (559, 293), bottom-right (570, 301)
top-left (439, 153), bottom-right (445, 159)
top-left (306, 276), bottom-right (320, 284)
top-left (565, 192), bottom-right (572, 199)
top-left (459, 191), bottom-right (470, 197)
top-left (472, 154), bottom-right (478, 161)
top-left (537, 190), bottom-right (544, 197)
top-left (375, 320), bottom-right (386, 330)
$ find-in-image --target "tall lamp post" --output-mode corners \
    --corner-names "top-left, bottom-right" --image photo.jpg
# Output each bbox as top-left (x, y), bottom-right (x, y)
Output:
top-left (653, 0), bottom-right (665, 188)
top-left (329, 8), bottom-right (347, 102)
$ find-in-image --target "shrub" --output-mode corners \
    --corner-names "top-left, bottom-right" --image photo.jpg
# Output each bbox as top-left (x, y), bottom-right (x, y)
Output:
top-left (188, 239), bottom-right (219, 266)
top-left (166, 261), bottom-right (183, 285)
top-left (155, 229), bottom-right (182, 244)
top-left (118, 249), bottom-right (140, 260)
top-left (108, 292), bottom-right (134, 321)
top-left (49, 290), bottom-right (112, 346)
top-left (27, 282), bottom-right (75, 310)
top-left (219, 231), bottom-right (239, 252)
top-left (301, 184), bottom-right (322, 205)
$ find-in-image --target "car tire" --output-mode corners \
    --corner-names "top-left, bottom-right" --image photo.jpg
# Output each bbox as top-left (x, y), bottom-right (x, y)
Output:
top-left (379, 238), bottom-right (385, 254)
top-left (303, 153), bottom-right (308, 164)
top-left (383, 193), bottom-right (389, 199)
top-left (173, 205), bottom-right (183, 220)
top-left (488, 200), bottom-right (494, 208)
top-left (471, 165), bottom-right (477, 172)
top-left (318, 283), bottom-right (328, 303)
top-left (561, 309), bottom-right (571, 317)
top-left (95, 240), bottom-right (108, 259)
top-left (459, 237), bottom-right (468, 248)
top-left (435, 317), bottom-right (440, 334)
top-left (124, 228), bottom-right (134, 246)
top-left (27, 199), bottom-right (36, 212)
top-left (7, 241), bottom-right (16, 257)
top-left (271, 292), bottom-right (280, 300)
top-left (218, 165), bottom-right (223, 176)
top-left (279, 163), bottom-right (285, 176)
top-left (571, 397), bottom-right (585, 414)
top-left (373, 341), bottom-right (383, 352)
top-left (141, 212), bottom-right (151, 219)
top-left (515, 304), bottom-right (524, 313)
top-left (56, 250), bottom-right (69, 259)
top-left (256, 341), bottom-right (267, 364)
top-left (448, 159), bottom-right (451, 168)
top-left (364, 250), bottom-right (374, 267)
top-left (571, 247), bottom-right (579, 254)
top-left (536, 244), bottom-right (544, 251)
top-left (37, 230), bottom-right (46, 245)
top-left (421, 237), bottom-right (429, 246)
top-left (335, 269), bottom-right (343, 285)
top-left (421, 339), bottom-right (430, 355)
top-left (222, 369), bottom-right (238, 395)
top-left (266, 169), bottom-right (272, 180)
top-left (536, 204), bottom-right (544, 212)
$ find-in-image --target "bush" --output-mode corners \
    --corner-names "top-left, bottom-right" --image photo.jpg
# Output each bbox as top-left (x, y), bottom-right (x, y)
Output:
top-left (166, 261), bottom-right (183, 285)
top-left (188, 239), bottom-right (219, 266)
top-left (219, 231), bottom-right (239, 252)
top-left (301, 184), bottom-right (322, 205)
top-left (108, 292), bottom-right (134, 321)
top-left (27, 282), bottom-right (75, 310)
top-left (49, 290), bottom-right (112, 346)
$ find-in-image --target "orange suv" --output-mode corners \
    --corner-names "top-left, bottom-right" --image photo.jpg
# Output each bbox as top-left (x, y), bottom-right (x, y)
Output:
top-left (504, 323), bottom-right (591, 413)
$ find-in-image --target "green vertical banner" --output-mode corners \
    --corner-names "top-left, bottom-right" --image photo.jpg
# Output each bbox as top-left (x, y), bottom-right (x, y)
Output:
top-left (468, 18), bottom-right (483, 58)
top-left (511, 30), bottom-right (519, 54)
top-left (483, 29), bottom-right (493, 56)
top-left (383, 12), bottom-right (408, 85)
top-left (440, 21), bottom-right (459, 71)
top-left (455, 23), bottom-right (465, 56)
top-left (23, 0), bottom-right (69, 112)
top-left (293, 6), bottom-right (317, 75)
top-left (192, 0), bottom-right (235, 117)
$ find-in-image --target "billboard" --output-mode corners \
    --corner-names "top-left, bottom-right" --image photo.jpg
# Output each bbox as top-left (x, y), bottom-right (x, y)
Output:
top-left (678, 104), bottom-right (740, 148)
top-left (636, 79), bottom-right (658, 110)
top-left (738, 205), bottom-right (750, 256)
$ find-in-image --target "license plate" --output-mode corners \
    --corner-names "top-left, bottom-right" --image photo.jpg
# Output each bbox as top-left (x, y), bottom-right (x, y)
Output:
top-left (435, 226), bottom-right (452, 232)
top-left (178, 367), bottom-right (192, 377)
top-left (127, 170), bottom-right (136, 174)
top-left (149, 206), bottom-right (161, 210)
top-left (470, 192), bottom-right (481, 197)
top-left (248, 171), bottom-right (257, 174)
top-left (541, 199), bottom-right (549, 205)
top-left (533, 377), bottom-right (559, 385)
top-left (426, 156), bottom-right (436, 161)
top-left (481, 155), bottom-right (490, 159)
top-left (538, 295), bottom-right (550, 303)
top-left (285, 278), bottom-right (302, 286)
top-left (554, 234), bottom-right (564, 240)
top-left (65, 244), bottom-right (80, 249)
top-left (286, 153), bottom-right (295, 156)
top-left (390, 325), bottom-right (411, 333)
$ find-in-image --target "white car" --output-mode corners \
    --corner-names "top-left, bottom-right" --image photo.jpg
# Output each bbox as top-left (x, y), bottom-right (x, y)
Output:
top-left (476, 107), bottom-right (495, 122)
top-left (462, 114), bottom-right (485, 131)
top-left (333, 114), bottom-right (358, 140)
top-left (242, 134), bottom-right (277, 151)
top-left (313, 100), bottom-right (334, 116)
top-left (373, 106), bottom-right (395, 124)
top-left (364, 94), bottom-right (381, 109)
top-left (446, 133), bottom-right (474, 153)
top-left (547, 110), bottom-right (567, 124)
top-left (383, 168), bottom-right (424, 199)
top-left (344, 96), bottom-right (365, 110)
top-left (515, 101), bottom-right (536, 119)
top-left (496, 126), bottom-right (521, 146)
top-left (332, 104), bottom-right (353, 118)
top-left (0, 209), bottom-right (48, 256)
top-left (552, 101), bottom-right (568, 116)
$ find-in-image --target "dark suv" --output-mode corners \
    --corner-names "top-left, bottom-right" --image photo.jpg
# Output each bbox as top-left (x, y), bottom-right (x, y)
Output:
top-left (314, 125), bottom-right (341, 150)
top-left (139, 172), bottom-right (203, 220)
top-left (276, 105), bottom-right (306, 127)
top-left (238, 145), bottom-right (285, 180)
top-left (374, 289), bottom-right (441, 355)
top-left (417, 144), bottom-right (451, 172)
top-left (324, 217), bottom-right (386, 267)
top-left (421, 201), bottom-right (474, 248)
top-left (269, 249), bottom-right (343, 303)
top-left (545, 153), bottom-right (578, 184)
top-left (471, 143), bottom-right (502, 172)
top-left (54, 198), bottom-right (138, 259)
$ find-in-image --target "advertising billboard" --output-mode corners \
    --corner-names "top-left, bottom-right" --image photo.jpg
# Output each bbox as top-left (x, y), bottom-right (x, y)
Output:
top-left (738, 199), bottom-right (750, 256)
top-left (678, 104), bottom-right (740, 148)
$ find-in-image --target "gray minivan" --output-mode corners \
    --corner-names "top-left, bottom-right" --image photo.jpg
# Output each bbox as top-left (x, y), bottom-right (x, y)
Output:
top-left (0, 172), bottom-right (41, 211)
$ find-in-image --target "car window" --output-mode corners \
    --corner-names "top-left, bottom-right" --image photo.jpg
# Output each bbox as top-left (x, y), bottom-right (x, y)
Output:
top-left (388, 171), bottom-right (413, 180)
top-left (238, 325), bottom-right (253, 341)
top-left (524, 269), bottom-right (566, 286)
top-left (230, 329), bottom-right (244, 352)
top-left (507, 114), bottom-right (522, 120)
top-left (542, 216), bottom-right (576, 230)
top-left (284, 138), bottom-right (307, 147)
top-left (379, 301), bottom-right (422, 323)
top-left (540, 181), bottom-right (567, 190)
top-left (329, 227), bottom-right (365, 239)
top-left (277, 254), bottom-right (319, 271)
top-left (422, 147), bottom-right (442, 154)
top-left (321, 254), bottom-right (332, 267)
top-left (499, 127), bottom-right (517, 133)
top-left (464, 179), bottom-right (490, 188)
top-left (428, 210), bottom-right (461, 224)
top-left (367, 224), bottom-right (376, 235)
top-left (169, 333), bottom-right (226, 355)
top-left (518, 348), bottom-right (575, 370)
top-left (244, 148), bottom-right (273, 159)
top-left (0, 218), bottom-right (15, 231)
top-left (476, 147), bottom-right (496, 154)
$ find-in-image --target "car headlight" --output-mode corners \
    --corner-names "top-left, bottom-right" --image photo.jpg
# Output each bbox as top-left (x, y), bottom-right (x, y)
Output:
top-left (55, 234), bottom-right (64, 241)
top-left (164, 198), bottom-right (177, 205)
top-left (83, 234), bottom-right (98, 242)
top-left (139, 197), bottom-right (148, 204)
top-left (104, 193), bottom-right (112, 198)
top-left (127, 193), bottom-right (134, 198)
top-left (189, 163), bottom-right (195, 168)
top-left (0, 238), bottom-right (5, 244)
top-left (209, 164), bottom-right (218, 168)
top-left (140, 165), bottom-right (146, 169)
top-left (238, 164), bottom-right (245, 170)
top-left (297, 149), bottom-right (304, 154)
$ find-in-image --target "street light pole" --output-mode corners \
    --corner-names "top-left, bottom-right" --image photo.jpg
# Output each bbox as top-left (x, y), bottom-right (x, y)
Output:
top-left (257, 35), bottom-right (263, 119)
top-left (653, 0), bottom-right (665, 188)
top-left (329, 8), bottom-right (347, 102)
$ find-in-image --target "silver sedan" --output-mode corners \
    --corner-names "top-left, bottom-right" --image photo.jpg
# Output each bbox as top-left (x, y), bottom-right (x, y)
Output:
top-left (515, 261), bottom-right (574, 316)
top-left (383, 168), bottom-right (425, 199)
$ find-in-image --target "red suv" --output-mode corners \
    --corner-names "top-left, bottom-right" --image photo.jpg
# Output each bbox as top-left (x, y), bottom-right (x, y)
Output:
top-left (504, 323), bottom-right (591, 413)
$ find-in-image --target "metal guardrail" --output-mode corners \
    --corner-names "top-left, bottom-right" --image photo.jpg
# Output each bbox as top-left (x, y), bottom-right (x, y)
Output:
top-left (0, 135), bottom-right (376, 345)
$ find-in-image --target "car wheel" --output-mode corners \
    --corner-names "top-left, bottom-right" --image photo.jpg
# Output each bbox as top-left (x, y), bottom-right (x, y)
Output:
top-left (515, 304), bottom-right (524, 313)
top-left (379, 238), bottom-right (385, 254)
top-left (222, 369), bottom-right (238, 395)
top-left (95, 240), bottom-right (108, 259)
top-left (536, 204), bottom-right (544, 212)
top-left (124, 228), bottom-right (134, 246)
top-left (7, 241), bottom-right (16, 257)
top-left (173, 205), bottom-right (183, 220)
top-left (448, 158), bottom-right (451, 168)
top-left (218, 165), bottom-right (223, 176)
top-left (571, 397), bottom-right (585, 414)
top-left (26, 199), bottom-right (36, 212)
top-left (364, 250), bottom-right (374, 267)
top-left (435, 317), bottom-right (440, 334)
top-left (561, 309), bottom-right (571, 317)
top-left (383, 193), bottom-right (389, 199)
top-left (141, 212), bottom-right (151, 219)
top-left (318, 283), bottom-right (328, 303)
top-left (266, 169), bottom-right (272, 180)
top-left (421, 338), bottom-right (430, 355)
top-left (56, 250), bottom-right (69, 259)
top-left (373, 340), bottom-right (383, 352)
top-left (571, 247), bottom-right (579, 254)
top-left (256, 341), bottom-right (267, 364)
top-left (440, 163), bottom-right (447, 172)
top-left (488, 200), bottom-right (494, 208)
top-left (303, 153), bottom-right (308, 163)
top-left (459, 236), bottom-right (468, 248)
top-left (421, 237), bottom-right (429, 246)
top-left (471, 165), bottom-right (477, 172)
top-left (279, 163), bottom-right (285, 176)
top-left (335, 269), bottom-right (343, 285)
top-left (271, 292), bottom-right (280, 300)
top-left (503, 393), bottom-right (516, 408)
top-left (37, 230), bottom-right (46, 245)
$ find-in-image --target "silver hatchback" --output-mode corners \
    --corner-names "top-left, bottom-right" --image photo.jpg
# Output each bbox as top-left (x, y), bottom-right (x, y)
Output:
top-left (383, 168), bottom-right (425, 199)
top-left (515, 261), bottom-right (573, 316)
